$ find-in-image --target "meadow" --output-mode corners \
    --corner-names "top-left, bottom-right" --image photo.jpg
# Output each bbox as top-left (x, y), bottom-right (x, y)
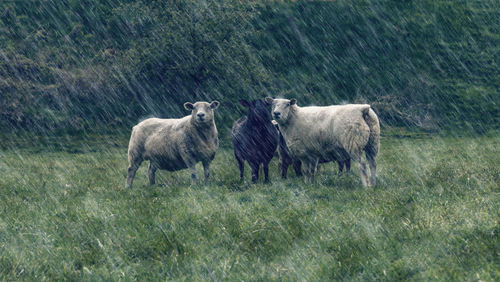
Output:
top-left (0, 133), bottom-right (498, 280)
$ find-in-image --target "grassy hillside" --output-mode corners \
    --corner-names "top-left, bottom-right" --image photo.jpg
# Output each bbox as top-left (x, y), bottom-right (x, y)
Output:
top-left (0, 0), bottom-right (498, 134)
top-left (0, 135), bottom-right (498, 280)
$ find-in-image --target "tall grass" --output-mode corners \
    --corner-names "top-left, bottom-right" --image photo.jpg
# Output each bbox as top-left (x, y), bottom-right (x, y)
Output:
top-left (0, 135), bottom-right (498, 280)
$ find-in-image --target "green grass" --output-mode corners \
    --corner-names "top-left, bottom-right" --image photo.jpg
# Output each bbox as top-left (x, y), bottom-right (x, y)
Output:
top-left (0, 135), bottom-right (498, 280)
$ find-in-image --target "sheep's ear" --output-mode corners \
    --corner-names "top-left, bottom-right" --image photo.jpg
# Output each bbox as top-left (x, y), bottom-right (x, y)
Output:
top-left (210, 101), bottom-right (220, 109)
top-left (290, 98), bottom-right (297, 105)
top-left (184, 102), bottom-right (194, 111)
top-left (265, 97), bottom-right (274, 104)
top-left (239, 99), bottom-right (250, 107)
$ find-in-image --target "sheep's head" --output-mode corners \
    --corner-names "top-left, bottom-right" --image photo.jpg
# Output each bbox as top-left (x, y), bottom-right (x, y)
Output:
top-left (239, 99), bottom-right (273, 123)
top-left (184, 101), bottom-right (219, 124)
top-left (265, 97), bottom-right (296, 124)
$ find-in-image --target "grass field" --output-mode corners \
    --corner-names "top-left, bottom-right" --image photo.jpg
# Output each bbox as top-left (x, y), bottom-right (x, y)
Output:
top-left (0, 133), bottom-right (498, 280)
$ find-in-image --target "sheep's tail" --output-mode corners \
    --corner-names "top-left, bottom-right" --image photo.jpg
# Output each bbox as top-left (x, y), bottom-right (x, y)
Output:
top-left (362, 106), bottom-right (380, 158)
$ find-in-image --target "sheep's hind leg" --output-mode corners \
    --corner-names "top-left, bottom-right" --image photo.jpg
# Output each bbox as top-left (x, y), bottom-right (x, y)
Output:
top-left (366, 153), bottom-right (376, 187)
top-left (202, 160), bottom-right (211, 184)
top-left (249, 162), bottom-right (260, 183)
top-left (352, 154), bottom-right (369, 187)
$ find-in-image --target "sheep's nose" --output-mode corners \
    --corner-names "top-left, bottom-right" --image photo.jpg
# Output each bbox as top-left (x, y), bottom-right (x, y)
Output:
top-left (273, 112), bottom-right (281, 118)
top-left (197, 113), bottom-right (205, 118)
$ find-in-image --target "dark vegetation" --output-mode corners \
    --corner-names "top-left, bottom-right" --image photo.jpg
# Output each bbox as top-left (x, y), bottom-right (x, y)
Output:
top-left (0, 0), bottom-right (498, 136)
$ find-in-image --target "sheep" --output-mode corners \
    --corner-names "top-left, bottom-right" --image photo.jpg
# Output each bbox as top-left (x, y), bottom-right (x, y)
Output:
top-left (272, 120), bottom-right (351, 179)
top-left (266, 97), bottom-right (380, 186)
top-left (232, 99), bottom-right (279, 183)
top-left (126, 101), bottom-right (220, 188)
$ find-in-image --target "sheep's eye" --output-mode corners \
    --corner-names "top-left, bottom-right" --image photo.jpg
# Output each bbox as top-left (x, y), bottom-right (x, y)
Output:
top-left (287, 103), bottom-right (290, 107)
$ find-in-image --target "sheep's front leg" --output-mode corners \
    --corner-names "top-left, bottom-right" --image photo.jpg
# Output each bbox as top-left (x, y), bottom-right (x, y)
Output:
top-left (202, 161), bottom-right (211, 184)
top-left (126, 158), bottom-right (142, 188)
top-left (302, 161), bottom-right (312, 184)
top-left (148, 161), bottom-right (158, 185)
top-left (263, 160), bottom-right (271, 183)
top-left (189, 164), bottom-right (198, 185)
top-left (235, 152), bottom-right (244, 182)
top-left (302, 158), bottom-right (318, 184)
top-left (293, 160), bottom-right (302, 177)
top-left (278, 157), bottom-right (286, 179)
top-left (312, 158), bottom-right (319, 182)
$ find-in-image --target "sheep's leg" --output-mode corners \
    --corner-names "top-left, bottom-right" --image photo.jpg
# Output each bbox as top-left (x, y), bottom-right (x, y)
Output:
top-left (345, 159), bottom-right (351, 172)
top-left (338, 161), bottom-right (344, 173)
top-left (263, 160), bottom-right (271, 183)
top-left (302, 162), bottom-right (309, 183)
top-left (250, 162), bottom-right (260, 183)
top-left (349, 151), bottom-right (369, 187)
top-left (126, 159), bottom-right (142, 188)
top-left (235, 154), bottom-right (244, 181)
top-left (293, 160), bottom-right (302, 177)
top-left (280, 158), bottom-right (290, 179)
top-left (366, 153), bottom-right (376, 187)
top-left (202, 161), bottom-right (211, 184)
top-left (281, 158), bottom-right (292, 179)
top-left (353, 155), bottom-right (369, 187)
top-left (302, 161), bottom-right (314, 184)
top-left (311, 158), bottom-right (319, 183)
top-left (148, 161), bottom-right (158, 186)
top-left (189, 164), bottom-right (198, 185)
top-left (359, 161), bottom-right (369, 187)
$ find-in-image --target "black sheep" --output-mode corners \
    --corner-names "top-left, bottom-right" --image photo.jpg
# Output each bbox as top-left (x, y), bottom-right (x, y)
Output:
top-left (232, 99), bottom-right (278, 183)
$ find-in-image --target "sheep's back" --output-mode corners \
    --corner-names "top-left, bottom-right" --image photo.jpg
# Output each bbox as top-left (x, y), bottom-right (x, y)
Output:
top-left (128, 118), bottom-right (168, 160)
top-left (143, 117), bottom-right (189, 160)
top-left (286, 105), bottom-right (371, 158)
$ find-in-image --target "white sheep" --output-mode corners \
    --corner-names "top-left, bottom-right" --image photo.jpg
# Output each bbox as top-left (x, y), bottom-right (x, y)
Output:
top-left (266, 98), bottom-right (380, 186)
top-left (126, 101), bottom-right (220, 188)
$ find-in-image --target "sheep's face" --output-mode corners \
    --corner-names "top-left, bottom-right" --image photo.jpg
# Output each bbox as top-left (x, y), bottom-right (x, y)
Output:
top-left (265, 98), bottom-right (296, 124)
top-left (184, 101), bottom-right (220, 124)
top-left (239, 99), bottom-right (272, 123)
